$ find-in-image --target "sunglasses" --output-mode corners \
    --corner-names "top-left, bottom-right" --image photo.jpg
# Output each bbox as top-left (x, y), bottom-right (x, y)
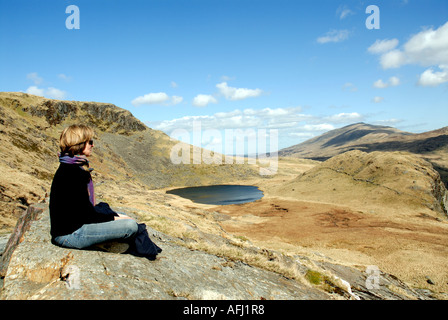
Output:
top-left (76, 139), bottom-right (94, 146)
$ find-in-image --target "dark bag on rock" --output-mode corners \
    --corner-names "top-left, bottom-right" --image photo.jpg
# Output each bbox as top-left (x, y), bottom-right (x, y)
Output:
top-left (94, 203), bottom-right (162, 260)
top-left (127, 223), bottom-right (162, 260)
top-left (95, 202), bottom-right (162, 260)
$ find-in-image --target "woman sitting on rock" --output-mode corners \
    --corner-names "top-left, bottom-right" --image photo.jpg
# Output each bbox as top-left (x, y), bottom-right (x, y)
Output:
top-left (49, 124), bottom-right (139, 252)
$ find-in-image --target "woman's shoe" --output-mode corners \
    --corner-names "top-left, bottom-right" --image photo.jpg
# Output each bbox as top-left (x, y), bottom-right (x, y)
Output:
top-left (94, 241), bottom-right (129, 254)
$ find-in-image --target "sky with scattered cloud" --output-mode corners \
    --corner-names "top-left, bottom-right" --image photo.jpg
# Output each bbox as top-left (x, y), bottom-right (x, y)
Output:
top-left (0, 0), bottom-right (447, 152)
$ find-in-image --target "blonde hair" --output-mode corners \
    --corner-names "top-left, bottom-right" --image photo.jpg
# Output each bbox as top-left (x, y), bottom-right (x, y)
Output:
top-left (59, 124), bottom-right (95, 156)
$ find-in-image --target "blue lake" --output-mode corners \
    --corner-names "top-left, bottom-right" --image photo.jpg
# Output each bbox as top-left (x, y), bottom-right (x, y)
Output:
top-left (166, 185), bottom-right (264, 205)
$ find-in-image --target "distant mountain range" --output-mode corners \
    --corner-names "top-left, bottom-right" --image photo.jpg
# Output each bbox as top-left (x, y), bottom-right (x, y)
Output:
top-left (279, 122), bottom-right (448, 186)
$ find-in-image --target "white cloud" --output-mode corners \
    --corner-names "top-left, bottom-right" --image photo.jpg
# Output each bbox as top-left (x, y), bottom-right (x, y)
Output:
top-left (342, 82), bottom-right (358, 92)
top-left (153, 106), bottom-right (305, 133)
top-left (58, 74), bottom-right (71, 81)
top-left (337, 5), bottom-right (354, 20)
top-left (46, 87), bottom-right (67, 99)
top-left (132, 92), bottom-right (169, 106)
top-left (369, 21), bottom-right (448, 72)
top-left (373, 76), bottom-right (400, 88)
top-left (373, 118), bottom-right (402, 126)
top-left (302, 124), bottom-right (335, 131)
top-left (418, 65), bottom-right (448, 87)
top-left (367, 39), bottom-right (399, 54)
top-left (324, 112), bottom-right (364, 123)
top-left (171, 96), bottom-right (183, 105)
top-left (289, 132), bottom-right (315, 139)
top-left (26, 72), bottom-right (43, 85)
top-left (24, 73), bottom-right (67, 99)
top-left (25, 86), bottom-right (66, 99)
top-left (379, 49), bottom-right (408, 69)
top-left (373, 79), bottom-right (388, 89)
top-left (372, 96), bottom-right (384, 103)
top-left (192, 94), bottom-right (217, 107)
top-left (404, 22), bottom-right (448, 66)
top-left (216, 82), bottom-right (263, 101)
top-left (150, 106), bottom-right (372, 150)
top-left (26, 86), bottom-right (44, 96)
top-left (389, 76), bottom-right (401, 86)
top-left (317, 29), bottom-right (350, 44)
top-left (221, 75), bottom-right (236, 81)
top-left (152, 107), bottom-right (366, 141)
top-left (131, 92), bottom-right (183, 106)
top-left (170, 81), bottom-right (178, 88)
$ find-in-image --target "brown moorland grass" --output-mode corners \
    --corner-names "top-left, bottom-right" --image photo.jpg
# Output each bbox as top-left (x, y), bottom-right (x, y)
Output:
top-left (208, 153), bottom-right (448, 297)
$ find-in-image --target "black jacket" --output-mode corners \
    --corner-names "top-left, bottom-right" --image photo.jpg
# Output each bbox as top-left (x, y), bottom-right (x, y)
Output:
top-left (50, 163), bottom-right (162, 260)
top-left (49, 163), bottom-right (114, 239)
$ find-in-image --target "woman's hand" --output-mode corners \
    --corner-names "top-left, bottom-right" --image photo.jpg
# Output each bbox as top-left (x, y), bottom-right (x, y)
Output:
top-left (114, 213), bottom-right (134, 221)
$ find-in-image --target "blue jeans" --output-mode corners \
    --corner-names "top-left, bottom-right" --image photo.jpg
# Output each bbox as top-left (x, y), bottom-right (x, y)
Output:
top-left (53, 219), bottom-right (138, 249)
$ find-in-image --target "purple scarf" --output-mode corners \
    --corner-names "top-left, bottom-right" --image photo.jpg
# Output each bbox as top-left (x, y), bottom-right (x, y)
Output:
top-left (59, 153), bottom-right (96, 206)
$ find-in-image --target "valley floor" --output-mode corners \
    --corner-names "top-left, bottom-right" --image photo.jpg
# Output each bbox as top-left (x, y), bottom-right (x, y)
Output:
top-left (164, 157), bottom-right (448, 298)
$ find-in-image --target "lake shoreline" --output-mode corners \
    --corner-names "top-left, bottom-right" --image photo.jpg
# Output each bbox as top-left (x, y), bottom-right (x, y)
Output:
top-left (166, 184), bottom-right (264, 205)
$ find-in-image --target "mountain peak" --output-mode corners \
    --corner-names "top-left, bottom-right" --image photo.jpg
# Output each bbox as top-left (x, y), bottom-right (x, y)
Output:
top-left (280, 123), bottom-right (406, 157)
top-left (280, 122), bottom-right (446, 159)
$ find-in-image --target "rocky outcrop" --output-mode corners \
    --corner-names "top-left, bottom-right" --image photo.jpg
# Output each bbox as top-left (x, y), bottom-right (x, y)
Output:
top-left (29, 100), bottom-right (147, 134)
top-left (0, 204), bottom-right (330, 300)
top-left (0, 203), bottom-right (434, 300)
top-left (0, 204), bottom-right (47, 277)
top-left (431, 173), bottom-right (448, 216)
top-left (0, 92), bottom-right (148, 134)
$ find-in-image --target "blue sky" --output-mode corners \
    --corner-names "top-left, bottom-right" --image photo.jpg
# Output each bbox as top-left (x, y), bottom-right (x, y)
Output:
top-left (1, 0), bottom-right (447, 151)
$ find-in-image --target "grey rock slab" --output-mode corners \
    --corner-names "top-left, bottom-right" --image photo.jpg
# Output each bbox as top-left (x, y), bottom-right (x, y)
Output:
top-left (1, 205), bottom-right (331, 300)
